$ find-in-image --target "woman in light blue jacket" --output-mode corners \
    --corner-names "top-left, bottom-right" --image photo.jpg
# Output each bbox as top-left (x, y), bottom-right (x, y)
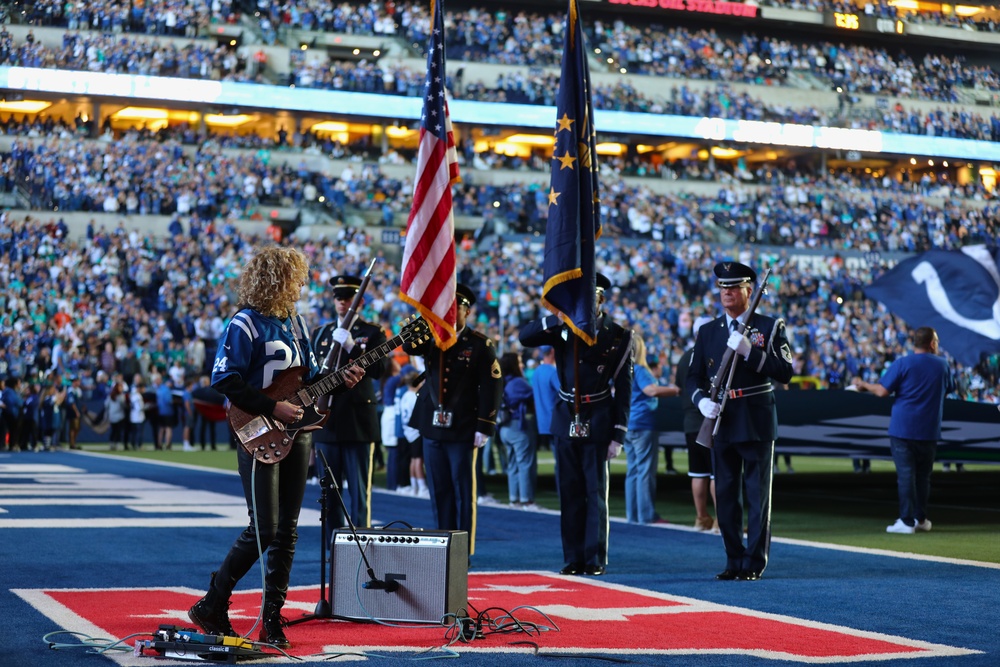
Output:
top-left (499, 352), bottom-right (537, 508)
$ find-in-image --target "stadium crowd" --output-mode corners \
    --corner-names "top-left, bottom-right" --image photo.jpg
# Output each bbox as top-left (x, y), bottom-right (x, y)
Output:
top-left (7, 6), bottom-right (1000, 139)
top-left (2, 116), bottom-right (998, 252)
top-left (0, 27), bottom-right (264, 81)
top-left (3, 132), bottom-right (312, 215)
top-left (2, 0), bottom-right (999, 455)
top-left (1, 203), bottom-right (998, 452)
top-left (9, 0), bottom-right (236, 36)
top-left (11, 0), bottom-right (1000, 37)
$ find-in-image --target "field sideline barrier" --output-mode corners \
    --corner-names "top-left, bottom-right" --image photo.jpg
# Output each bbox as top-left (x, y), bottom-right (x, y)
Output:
top-left (655, 390), bottom-right (1000, 463)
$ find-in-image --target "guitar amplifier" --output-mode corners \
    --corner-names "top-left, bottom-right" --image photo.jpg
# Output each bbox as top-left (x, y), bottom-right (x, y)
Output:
top-left (330, 528), bottom-right (468, 623)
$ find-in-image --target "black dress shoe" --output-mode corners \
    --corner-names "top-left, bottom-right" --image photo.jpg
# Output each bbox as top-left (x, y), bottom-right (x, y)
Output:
top-left (559, 562), bottom-right (584, 575)
top-left (715, 569), bottom-right (740, 580)
top-left (584, 564), bottom-right (606, 576)
top-left (737, 570), bottom-right (762, 581)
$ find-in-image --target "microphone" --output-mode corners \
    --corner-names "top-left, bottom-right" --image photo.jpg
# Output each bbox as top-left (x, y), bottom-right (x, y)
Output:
top-left (362, 578), bottom-right (400, 593)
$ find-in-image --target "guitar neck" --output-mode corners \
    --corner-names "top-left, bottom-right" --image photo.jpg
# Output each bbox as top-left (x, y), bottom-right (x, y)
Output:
top-left (307, 330), bottom-right (407, 400)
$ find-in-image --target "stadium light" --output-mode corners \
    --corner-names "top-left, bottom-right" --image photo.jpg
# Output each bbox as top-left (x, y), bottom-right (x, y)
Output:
top-left (204, 113), bottom-right (256, 127)
top-left (710, 147), bottom-right (743, 159)
top-left (502, 134), bottom-right (556, 147)
top-left (953, 5), bottom-right (984, 17)
top-left (112, 107), bottom-right (168, 120)
top-left (310, 121), bottom-right (349, 133)
top-left (494, 142), bottom-right (528, 157)
top-left (385, 126), bottom-right (415, 139)
top-left (0, 100), bottom-right (51, 113)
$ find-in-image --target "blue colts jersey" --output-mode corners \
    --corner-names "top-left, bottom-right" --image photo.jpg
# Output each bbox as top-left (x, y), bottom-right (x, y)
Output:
top-left (212, 309), bottom-right (319, 390)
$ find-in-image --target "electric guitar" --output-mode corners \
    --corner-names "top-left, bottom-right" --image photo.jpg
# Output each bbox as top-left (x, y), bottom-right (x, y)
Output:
top-left (229, 315), bottom-right (429, 463)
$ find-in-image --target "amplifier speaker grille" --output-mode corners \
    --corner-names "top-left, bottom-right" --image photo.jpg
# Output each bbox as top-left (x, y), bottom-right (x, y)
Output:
top-left (330, 529), bottom-right (468, 623)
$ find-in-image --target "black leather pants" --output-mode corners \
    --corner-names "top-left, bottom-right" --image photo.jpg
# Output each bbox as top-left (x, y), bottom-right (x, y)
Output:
top-left (213, 433), bottom-right (312, 607)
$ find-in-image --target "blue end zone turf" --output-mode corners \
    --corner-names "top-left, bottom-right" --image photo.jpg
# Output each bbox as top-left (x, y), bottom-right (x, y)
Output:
top-left (2, 450), bottom-right (997, 666)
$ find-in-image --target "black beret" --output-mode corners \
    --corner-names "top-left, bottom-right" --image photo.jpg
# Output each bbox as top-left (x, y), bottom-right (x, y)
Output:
top-left (714, 261), bottom-right (756, 287)
top-left (596, 272), bottom-right (612, 292)
top-left (329, 274), bottom-right (362, 298)
top-left (456, 283), bottom-right (476, 307)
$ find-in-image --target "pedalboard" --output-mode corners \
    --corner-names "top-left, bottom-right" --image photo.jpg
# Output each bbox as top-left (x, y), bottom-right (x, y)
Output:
top-left (134, 625), bottom-right (269, 663)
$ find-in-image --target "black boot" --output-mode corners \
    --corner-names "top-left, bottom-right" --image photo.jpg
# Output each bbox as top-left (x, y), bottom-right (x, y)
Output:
top-left (188, 572), bottom-right (236, 637)
top-left (258, 600), bottom-right (289, 649)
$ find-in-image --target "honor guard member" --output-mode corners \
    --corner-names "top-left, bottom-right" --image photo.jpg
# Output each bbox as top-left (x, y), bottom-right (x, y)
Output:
top-left (686, 261), bottom-right (793, 582)
top-left (519, 273), bottom-right (634, 576)
top-left (404, 283), bottom-right (502, 553)
top-left (310, 275), bottom-right (389, 538)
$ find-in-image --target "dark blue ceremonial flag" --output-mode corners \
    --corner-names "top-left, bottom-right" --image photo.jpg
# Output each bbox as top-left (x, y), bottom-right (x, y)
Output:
top-left (865, 245), bottom-right (1000, 367)
top-left (541, 0), bottom-right (601, 346)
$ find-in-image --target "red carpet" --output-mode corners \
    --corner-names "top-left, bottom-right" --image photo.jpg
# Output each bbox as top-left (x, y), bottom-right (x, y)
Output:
top-left (17, 572), bottom-right (973, 663)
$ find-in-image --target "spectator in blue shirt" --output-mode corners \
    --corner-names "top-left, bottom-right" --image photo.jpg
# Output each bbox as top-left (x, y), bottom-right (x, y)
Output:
top-left (624, 335), bottom-right (679, 524)
top-left (852, 326), bottom-right (953, 535)
top-left (154, 374), bottom-right (176, 450)
top-left (529, 345), bottom-right (558, 452)
top-left (2, 377), bottom-right (23, 449)
top-left (20, 382), bottom-right (40, 452)
top-left (499, 352), bottom-right (537, 508)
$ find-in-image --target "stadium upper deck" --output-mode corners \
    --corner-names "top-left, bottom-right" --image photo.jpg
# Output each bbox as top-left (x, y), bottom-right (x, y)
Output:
top-left (3, 0), bottom-right (1000, 180)
top-left (0, 2), bottom-right (998, 404)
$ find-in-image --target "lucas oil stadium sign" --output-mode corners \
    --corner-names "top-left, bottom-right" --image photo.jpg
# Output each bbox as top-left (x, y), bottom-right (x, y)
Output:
top-left (604, 0), bottom-right (759, 17)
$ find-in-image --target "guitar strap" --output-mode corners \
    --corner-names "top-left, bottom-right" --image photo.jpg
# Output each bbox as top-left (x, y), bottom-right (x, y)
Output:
top-left (289, 313), bottom-right (309, 370)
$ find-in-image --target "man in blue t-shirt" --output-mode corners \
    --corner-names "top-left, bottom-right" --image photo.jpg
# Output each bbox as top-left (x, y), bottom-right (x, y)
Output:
top-left (853, 326), bottom-right (953, 535)
top-left (529, 346), bottom-right (558, 452)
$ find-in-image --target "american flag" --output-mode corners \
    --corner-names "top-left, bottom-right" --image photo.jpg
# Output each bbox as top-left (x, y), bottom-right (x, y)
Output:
top-left (541, 0), bottom-right (602, 346)
top-left (399, 0), bottom-right (461, 350)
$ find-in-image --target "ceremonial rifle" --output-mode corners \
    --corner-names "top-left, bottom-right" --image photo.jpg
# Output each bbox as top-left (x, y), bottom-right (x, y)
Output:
top-left (696, 267), bottom-right (772, 449)
top-left (321, 257), bottom-right (378, 374)
top-left (317, 258), bottom-right (378, 413)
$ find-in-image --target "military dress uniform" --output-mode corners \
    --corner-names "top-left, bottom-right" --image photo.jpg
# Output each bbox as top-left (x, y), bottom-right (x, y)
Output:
top-left (519, 304), bottom-right (633, 576)
top-left (310, 278), bottom-right (388, 537)
top-left (404, 285), bottom-right (502, 554)
top-left (686, 264), bottom-right (793, 580)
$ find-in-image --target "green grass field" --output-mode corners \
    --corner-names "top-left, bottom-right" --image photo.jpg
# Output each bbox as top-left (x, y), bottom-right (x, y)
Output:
top-left (94, 445), bottom-right (1000, 564)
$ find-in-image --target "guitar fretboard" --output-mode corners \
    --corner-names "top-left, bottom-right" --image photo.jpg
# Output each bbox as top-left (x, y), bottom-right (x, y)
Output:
top-left (307, 322), bottom-right (419, 401)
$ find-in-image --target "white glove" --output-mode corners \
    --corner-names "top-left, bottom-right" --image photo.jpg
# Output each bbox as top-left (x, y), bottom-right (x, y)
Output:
top-left (332, 327), bottom-right (355, 352)
top-left (698, 398), bottom-right (721, 419)
top-left (727, 330), bottom-right (751, 358)
top-left (474, 432), bottom-right (488, 448)
top-left (607, 441), bottom-right (623, 460)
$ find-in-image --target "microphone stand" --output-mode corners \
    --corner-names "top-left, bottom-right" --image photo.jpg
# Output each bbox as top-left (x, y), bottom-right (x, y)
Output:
top-left (285, 449), bottom-right (396, 628)
top-left (284, 453), bottom-right (334, 625)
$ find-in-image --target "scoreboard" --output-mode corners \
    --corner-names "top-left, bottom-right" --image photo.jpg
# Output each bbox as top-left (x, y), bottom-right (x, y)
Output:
top-left (825, 12), bottom-right (905, 35)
